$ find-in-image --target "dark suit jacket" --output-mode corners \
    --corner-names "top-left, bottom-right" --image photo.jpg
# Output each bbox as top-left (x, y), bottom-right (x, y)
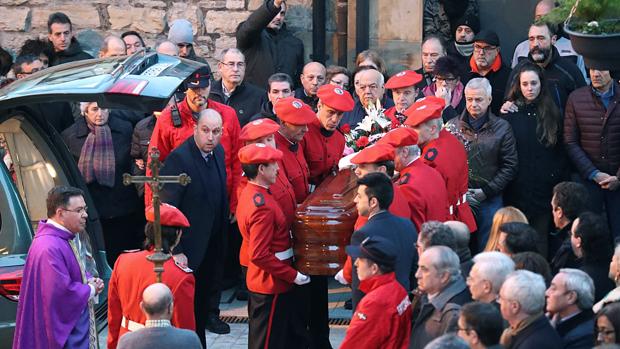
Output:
top-left (117, 326), bottom-right (202, 349)
top-left (350, 211), bottom-right (417, 310)
top-left (555, 310), bottom-right (595, 349)
top-left (509, 315), bottom-right (562, 349)
top-left (160, 137), bottom-right (229, 270)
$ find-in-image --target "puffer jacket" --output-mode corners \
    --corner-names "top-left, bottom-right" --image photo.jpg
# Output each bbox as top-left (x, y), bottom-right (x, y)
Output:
top-left (445, 110), bottom-right (518, 197)
top-left (564, 82), bottom-right (620, 179)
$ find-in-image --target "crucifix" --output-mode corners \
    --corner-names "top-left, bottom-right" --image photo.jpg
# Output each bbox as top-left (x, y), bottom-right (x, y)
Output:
top-left (122, 147), bottom-right (191, 282)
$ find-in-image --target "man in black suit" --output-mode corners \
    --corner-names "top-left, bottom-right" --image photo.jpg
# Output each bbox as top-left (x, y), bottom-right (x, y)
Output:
top-left (160, 109), bottom-right (230, 346)
top-left (350, 172), bottom-right (418, 310)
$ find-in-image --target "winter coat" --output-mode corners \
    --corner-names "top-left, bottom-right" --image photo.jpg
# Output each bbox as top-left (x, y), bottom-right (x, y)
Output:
top-left (209, 80), bottom-right (267, 127)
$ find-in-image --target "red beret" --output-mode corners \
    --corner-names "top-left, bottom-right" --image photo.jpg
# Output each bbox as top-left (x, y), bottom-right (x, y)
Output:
top-left (239, 118), bottom-right (280, 142)
top-left (274, 97), bottom-right (316, 125)
top-left (351, 143), bottom-right (395, 164)
top-left (385, 70), bottom-right (423, 89)
top-left (403, 97), bottom-right (446, 127)
top-left (377, 127), bottom-right (419, 148)
top-left (317, 84), bottom-right (355, 112)
top-left (238, 143), bottom-right (283, 164)
top-left (146, 203), bottom-right (190, 228)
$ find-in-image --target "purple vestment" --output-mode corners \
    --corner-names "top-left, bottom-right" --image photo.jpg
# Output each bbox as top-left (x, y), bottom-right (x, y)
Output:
top-left (12, 220), bottom-right (91, 349)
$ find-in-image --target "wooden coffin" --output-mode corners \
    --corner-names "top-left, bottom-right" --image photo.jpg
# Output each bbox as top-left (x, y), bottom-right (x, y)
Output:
top-left (293, 169), bottom-right (358, 276)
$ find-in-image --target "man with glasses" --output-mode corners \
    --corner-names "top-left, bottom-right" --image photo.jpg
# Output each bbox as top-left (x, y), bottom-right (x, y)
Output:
top-left (466, 252), bottom-right (514, 306)
top-left (236, 0), bottom-right (304, 89)
top-left (159, 109), bottom-right (231, 345)
top-left (463, 30), bottom-right (510, 115)
top-left (457, 302), bottom-right (504, 349)
top-left (167, 19), bottom-right (208, 64)
top-left (295, 62), bottom-right (326, 112)
top-left (210, 48), bottom-right (266, 127)
top-left (13, 186), bottom-right (104, 349)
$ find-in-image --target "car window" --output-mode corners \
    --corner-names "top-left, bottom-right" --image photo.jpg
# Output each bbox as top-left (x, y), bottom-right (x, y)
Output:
top-left (0, 116), bottom-right (69, 232)
top-left (0, 161), bottom-right (31, 256)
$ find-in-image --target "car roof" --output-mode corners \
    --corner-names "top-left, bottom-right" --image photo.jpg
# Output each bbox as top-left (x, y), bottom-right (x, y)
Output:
top-left (0, 52), bottom-right (205, 112)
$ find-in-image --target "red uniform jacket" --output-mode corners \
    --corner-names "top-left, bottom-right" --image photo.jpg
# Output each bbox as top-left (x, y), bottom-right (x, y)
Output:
top-left (237, 182), bottom-right (297, 294)
top-left (237, 170), bottom-right (297, 267)
top-left (107, 250), bottom-right (195, 349)
top-left (398, 159), bottom-right (449, 230)
top-left (340, 272), bottom-right (412, 349)
top-left (147, 98), bottom-right (241, 212)
top-left (422, 130), bottom-right (477, 232)
top-left (384, 106), bottom-right (406, 128)
top-left (275, 132), bottom-right (310, 203)
top-left (301, 118), bottom-right (345, 185)
top-left (343, 184), bottom-right (411, 283)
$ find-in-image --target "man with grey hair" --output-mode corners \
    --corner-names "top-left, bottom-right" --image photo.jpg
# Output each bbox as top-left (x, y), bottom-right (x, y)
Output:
top-left (380, 127), bottom-right (449, 231)
top-left (445, 221), bottom-right (474, 278)
top-left (446, 77), bottom-right (517, 252)
top-left (410, 246), bottom-right (472, 349)
top-left (499, 270), bottom-right (562, 348)
top-left (156, 41), bottom-right (179, 56)
top-left (99, 36), bottom-right (127, 58)
top-left (340, 68), bottom-right (394, 129)
top-left (545, 268), bottom-right (595, 348)
top-left (209, 48), bottom-right (266, 127)
top-left (594, 243), bottom-right (620, 312)
top-left (117, 283), bottom-right (201, 349)
top-left (468, 251), bottom-right (515, 305)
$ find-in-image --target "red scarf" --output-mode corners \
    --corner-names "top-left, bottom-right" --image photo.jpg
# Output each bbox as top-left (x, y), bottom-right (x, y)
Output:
top-left (470, 53), bottom-right (502, 75)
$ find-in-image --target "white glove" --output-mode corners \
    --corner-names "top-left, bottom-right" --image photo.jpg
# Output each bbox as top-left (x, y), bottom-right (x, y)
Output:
top-left (294, 272), bottom-right (311, 285)
top-left (334, 269), bottom-right (349, 285)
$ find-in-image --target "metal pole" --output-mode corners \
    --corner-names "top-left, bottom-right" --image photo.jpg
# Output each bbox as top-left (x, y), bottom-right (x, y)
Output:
top-left (312, 0), bottom-right (327, 63)
top-left (355, 0), bottom-right (369, 55)
top-left (336, 0), bottom-right (349, 67)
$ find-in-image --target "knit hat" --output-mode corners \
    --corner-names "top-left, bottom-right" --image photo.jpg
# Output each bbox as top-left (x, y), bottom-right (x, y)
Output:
top-left (454, 14), bottom-right (480, 35)
top-left (168, 19), bottom-right (194, 45)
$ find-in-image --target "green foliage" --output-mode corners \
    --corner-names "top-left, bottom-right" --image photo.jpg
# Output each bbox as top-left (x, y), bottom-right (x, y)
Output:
top-left (542, 0), bottom-right (620, 34)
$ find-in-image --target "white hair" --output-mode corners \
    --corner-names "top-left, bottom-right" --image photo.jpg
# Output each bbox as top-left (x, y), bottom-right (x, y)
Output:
top-left (400, 144), bottom-right (421, 160)
top-left (465, 77), bottom-right (492, 97)
top-left (501, 270), bottom-right (546, 315)
top-left (473, 251), bottom-right (515, 294)
top-left (219, 47), bottom-right (245, 62)
top-left (79, 102), bottom-right (96, 116)
top-left (426, 245), bottom-right (461, 283)
top-left (559, 268), bottom-right (595, 310)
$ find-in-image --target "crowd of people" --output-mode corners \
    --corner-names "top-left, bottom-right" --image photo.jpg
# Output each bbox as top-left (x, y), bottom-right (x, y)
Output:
top-left (3, 0), bottom-right (620, 348)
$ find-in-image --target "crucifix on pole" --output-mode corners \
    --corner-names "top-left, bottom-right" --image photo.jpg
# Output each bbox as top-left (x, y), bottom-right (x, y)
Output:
top-left (123, 147), bottom-right (191, 282)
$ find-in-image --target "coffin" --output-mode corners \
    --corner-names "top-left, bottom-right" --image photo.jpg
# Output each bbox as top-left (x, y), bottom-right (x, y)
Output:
top-left (293, 169), bottom-right (358, 275)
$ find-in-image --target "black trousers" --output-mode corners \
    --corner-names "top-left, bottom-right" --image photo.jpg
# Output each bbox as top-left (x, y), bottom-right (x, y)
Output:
top-left (248, 291), bottom-right (294, 349)
top-left (292, 276), bottom-right (332, 349)
top-left (194, 230), bottom-right (227, 348)
top-left (101, 209), bottom-right (145, 267)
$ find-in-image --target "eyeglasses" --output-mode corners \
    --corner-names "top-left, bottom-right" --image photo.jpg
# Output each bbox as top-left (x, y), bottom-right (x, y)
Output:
top-left (473, 44), bottom-right (497, 53)
top-left (62, 206), bottom-right (88, 214)
top-left (597, 328), bottom-right (615, 337)
top-left (177, 43), bottom-right (193, 49)
top-left (330, 79), bottom-right (349, 90)
top-left (434, 76), bottom-right (458, 83)
top-left (220, 61), bottom-right (246, 69)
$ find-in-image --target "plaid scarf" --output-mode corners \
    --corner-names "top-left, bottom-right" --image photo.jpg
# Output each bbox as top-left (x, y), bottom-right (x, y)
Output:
top-left (78, 123), bottom-right (115, 188)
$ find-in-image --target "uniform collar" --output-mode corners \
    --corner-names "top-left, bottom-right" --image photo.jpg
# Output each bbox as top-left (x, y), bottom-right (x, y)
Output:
top-left (359, 272), bottom-right (397, 294)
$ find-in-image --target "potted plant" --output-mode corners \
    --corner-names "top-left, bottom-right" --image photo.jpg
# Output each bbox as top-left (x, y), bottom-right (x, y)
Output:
top-left (543, 0), bottom-right (620, 70)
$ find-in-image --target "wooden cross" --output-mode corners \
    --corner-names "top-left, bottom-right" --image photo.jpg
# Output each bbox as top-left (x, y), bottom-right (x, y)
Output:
top-left (122, 147), bottom-right (191, 282)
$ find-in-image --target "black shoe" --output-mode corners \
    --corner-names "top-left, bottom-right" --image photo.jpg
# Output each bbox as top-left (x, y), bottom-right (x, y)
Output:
top-left (344, 298), bottom-right (352, 310)
top-left (235, 289), bottom-right (248, 301)
top-left (206, 314), bottom-right (230, 334)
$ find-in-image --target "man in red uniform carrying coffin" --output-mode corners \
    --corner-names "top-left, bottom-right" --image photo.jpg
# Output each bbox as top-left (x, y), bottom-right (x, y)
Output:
top-left (273, 97), bottom-right (315, 204)
top-left (404, 96), bottom-right (477, 232)
top-left (107, 204), bottom-right (196, 349)
top-left (377, 127), bottom-right (449, 230)
top-left (301, 84), bottom-right (355, 186)
top-left (383, 70), bottom-right (423, 127)
top-left (236, 143), bottom-right (311, 349)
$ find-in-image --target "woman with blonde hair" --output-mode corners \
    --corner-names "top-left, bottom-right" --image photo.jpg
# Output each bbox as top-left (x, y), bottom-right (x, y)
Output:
top-left (484, 206), bottom-right (528, 252)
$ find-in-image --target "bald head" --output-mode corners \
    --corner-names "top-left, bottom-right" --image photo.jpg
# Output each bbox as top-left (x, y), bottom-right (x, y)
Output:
top-left (355, 69), bottom-right (385, 108)
top-left (300, 62), bottom-right (326, 96)
top-left (444, 221), bottom-right (470, 251)
top-left (141, 283), bottom-right (173, 319)
top-left (99, 36), bottom-right (127, 58)
top-left (156, 41), bottom-right (179, 56)
top-left (535, 0), bottom-right (555, 20)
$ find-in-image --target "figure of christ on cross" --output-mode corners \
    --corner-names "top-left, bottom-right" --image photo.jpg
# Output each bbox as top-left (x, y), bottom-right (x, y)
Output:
top-left (122, 147), bottom-right (191, 282)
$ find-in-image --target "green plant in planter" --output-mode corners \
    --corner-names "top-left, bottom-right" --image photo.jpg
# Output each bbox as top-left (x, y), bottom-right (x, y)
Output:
top-left (543, 0), bottom-right (620, 34)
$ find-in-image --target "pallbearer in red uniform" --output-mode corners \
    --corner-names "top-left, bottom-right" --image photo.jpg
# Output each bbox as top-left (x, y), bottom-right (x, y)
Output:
top-left (378, 127), bottom-right (449, 230)
top-left (237, 143), bottom-right (311, 349)
top-left (404, 97), bottom-right (477, 232)
top-left (336, 143), bottom-right (413, 285)
top-left (301, 84), bottom-right (354, 185)
top-left (107, 204), bottom-right (195, 349)
top-left (273, 97), bottom-right (315, 203)
top-left (383, 70), bottom-right (423, 126)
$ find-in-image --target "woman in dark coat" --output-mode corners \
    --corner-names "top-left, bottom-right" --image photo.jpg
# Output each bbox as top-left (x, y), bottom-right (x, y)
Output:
top-left (62, 102), bottom-right (143, 266)
top-left (502, 63), bottom-right (569, 257)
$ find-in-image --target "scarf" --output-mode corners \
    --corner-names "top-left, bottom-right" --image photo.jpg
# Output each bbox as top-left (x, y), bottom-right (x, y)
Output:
top-left (500, 313), bottom-right (542, 348)
top-left (423, 81), bottom-right (464, 109)
top-left (78, 122), bottom-right (115, 188)
top-left (455, 42), bottom-right (474, 57)
top-left (470, 53), bottom-right (503, 75)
